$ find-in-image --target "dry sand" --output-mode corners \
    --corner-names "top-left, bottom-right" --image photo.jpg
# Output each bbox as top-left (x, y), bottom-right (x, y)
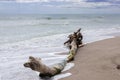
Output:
top-left (60, 37), bottom-right (120, 80)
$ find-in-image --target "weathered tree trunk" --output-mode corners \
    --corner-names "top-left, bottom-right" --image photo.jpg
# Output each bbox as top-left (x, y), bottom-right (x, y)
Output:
top-left (67, 38), bottom-right (78, 62)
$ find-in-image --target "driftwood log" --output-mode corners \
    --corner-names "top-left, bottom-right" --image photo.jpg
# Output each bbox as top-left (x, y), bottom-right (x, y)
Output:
top-left (24, 28), bottom-right (83, 78)
top-left (24, 56), bottom-right (67, 78)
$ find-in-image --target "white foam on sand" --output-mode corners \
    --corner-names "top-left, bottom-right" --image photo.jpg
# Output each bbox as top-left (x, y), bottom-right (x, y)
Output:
top-left (82, 27), bottom-right (120, 43)
top-left (62, 63), bottom-right (75, 72)
top-left (53, 73), bottom-right (72, 80)
top-left (36, 72), bottom-right (72, 80)
top-left (35, 63), bottom-right (74, 80)
top-left (53, 63), bottom-right (74, 80)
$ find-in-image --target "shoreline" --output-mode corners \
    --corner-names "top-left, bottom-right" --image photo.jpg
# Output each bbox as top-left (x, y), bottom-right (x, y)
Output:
top-left (60, 37), bottom-right (120, 80)
top-left (106, 32), bottom-right (120, 37)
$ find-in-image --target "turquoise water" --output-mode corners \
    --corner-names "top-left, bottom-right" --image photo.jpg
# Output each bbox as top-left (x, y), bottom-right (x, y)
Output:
top-left (0, 14), bottom-right (120, 80)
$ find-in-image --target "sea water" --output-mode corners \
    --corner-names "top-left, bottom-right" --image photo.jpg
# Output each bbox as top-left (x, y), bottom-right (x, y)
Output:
top-left (0, 14), bottom-right (120, 80)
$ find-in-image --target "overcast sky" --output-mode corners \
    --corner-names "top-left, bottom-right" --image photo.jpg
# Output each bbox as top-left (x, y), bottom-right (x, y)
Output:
top-left (0, 0), bottom-right (120, 14)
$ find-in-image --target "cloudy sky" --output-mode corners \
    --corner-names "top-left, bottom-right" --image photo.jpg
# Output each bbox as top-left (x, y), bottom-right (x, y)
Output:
top-left (0, 0), bottom-right (120, 14)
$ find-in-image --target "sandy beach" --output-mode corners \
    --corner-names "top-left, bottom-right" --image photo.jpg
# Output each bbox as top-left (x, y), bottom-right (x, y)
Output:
top-left (0, 1), bottom-right (120, 80)
top-left (60, 37), bottom-right (120, 80)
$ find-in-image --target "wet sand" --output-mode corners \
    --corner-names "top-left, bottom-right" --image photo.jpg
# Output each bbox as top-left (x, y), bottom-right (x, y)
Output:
top-left (60, 37), bottom-right (120, 80)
